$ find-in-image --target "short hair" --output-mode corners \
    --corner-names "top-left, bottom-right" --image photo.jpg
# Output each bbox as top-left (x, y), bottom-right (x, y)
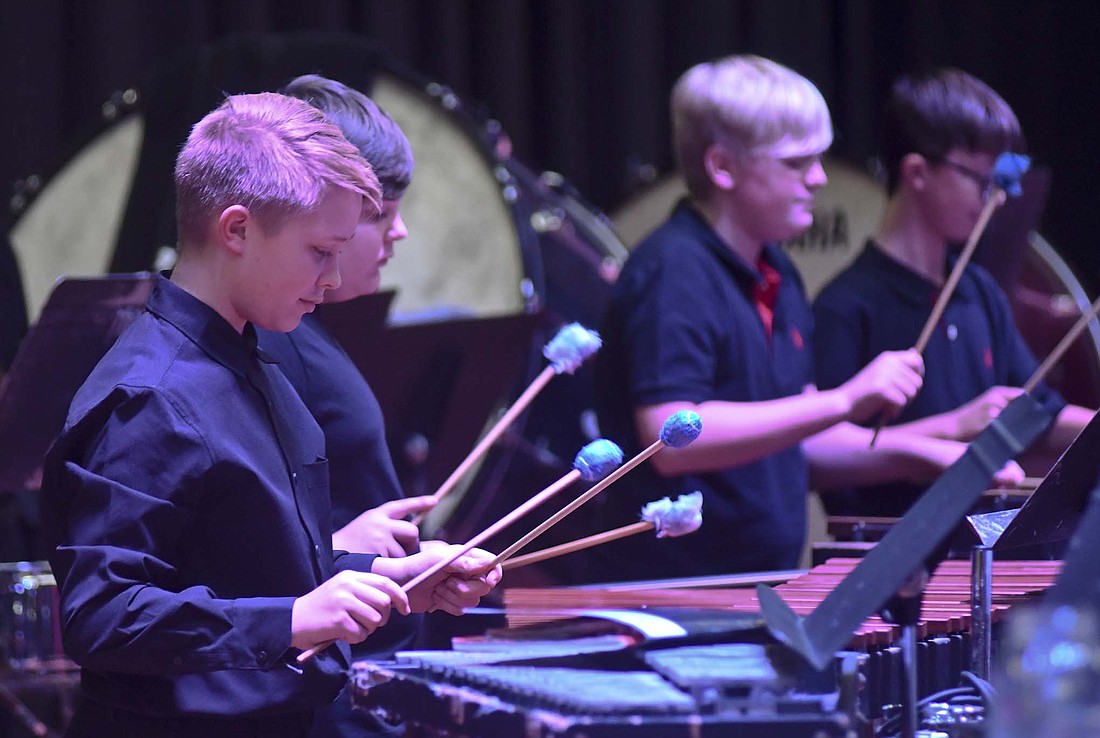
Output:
top-left (672, 55), bottom-right (833, 200)
top-left (881, 69), bottom-right (1024, 193)
top-left (282, 74), bottom-right (414, 200)
top-left (174, 92), bottom-right (382, 247)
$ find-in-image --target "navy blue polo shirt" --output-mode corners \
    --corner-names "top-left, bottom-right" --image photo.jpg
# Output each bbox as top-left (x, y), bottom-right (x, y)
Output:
top-left (591, 201), bottom-right (814, 580)
top-left (813, 241), bottom-right (1065, 515)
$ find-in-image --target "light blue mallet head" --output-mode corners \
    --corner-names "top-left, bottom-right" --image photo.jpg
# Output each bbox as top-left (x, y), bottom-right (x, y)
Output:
top-left (572, 439), bottom-right (623, 482)
top-left (544, 323), bottom-right (602, 374)
top-left (659, 410), bottom-right (703, 448)
top-left (641, 491), bottom-right (703, 538)
top-left (992, 152), bottom-right (1030, 198)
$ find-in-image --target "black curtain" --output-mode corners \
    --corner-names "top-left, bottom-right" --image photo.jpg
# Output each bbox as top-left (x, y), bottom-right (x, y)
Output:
top-left (3, 0), bottom-right (1099, 367)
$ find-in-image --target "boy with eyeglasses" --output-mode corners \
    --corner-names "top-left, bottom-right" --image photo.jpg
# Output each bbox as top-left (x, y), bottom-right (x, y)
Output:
top-left (589, 56), bottom-right (1016, 581)
top-left (812, 68), bottom-right (1093, 516)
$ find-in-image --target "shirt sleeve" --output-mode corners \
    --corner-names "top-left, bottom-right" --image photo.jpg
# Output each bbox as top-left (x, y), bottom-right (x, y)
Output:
top-left (45, 388), bottom-right (295, 675)
top-left (621, 259), bottom-right (719, 407)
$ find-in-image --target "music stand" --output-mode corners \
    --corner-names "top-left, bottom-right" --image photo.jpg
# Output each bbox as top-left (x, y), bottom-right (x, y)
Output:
top-left (316, 299), bottom-right (541, 509)
top-left (963, 408), bottom-right (1100, 553)
top-left (949, 409), bottom-right (1100, 677)
top-left (757, 393), bottom-right (1057, 671)
top-left (0, 274), bottom-right (155, 493)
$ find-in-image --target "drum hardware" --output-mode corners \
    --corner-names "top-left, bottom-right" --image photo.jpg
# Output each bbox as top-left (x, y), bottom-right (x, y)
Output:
top-left (970, 545), bottom-right (994, 680)
top-left (0, 561), bottom-right (77, 738)
top-left (880, 569), bottom-right (930, 738)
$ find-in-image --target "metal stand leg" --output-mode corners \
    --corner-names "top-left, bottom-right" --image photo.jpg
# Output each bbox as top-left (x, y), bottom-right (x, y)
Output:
top-left (881, 567), bottom-right (928, 738)
top-left (0, 680), bottom-right (59, 738)
top-left (970, 545), bottom-right (993, 680)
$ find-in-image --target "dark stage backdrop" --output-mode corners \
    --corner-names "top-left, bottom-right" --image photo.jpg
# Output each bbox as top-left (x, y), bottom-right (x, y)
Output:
top-left (2, 0), bottom-right (1099, 366)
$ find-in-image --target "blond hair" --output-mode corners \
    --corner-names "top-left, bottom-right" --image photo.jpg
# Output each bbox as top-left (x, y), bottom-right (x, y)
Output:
top-left (174, 92), bottom-right (381, 247)
top-left (672, 55), bottom-right (833, 199)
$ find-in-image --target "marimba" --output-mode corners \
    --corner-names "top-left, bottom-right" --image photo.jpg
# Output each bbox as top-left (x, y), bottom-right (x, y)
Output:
top-left (349, 559), bottom-right (1058, 735)
top-left (501, 558), bottom-right (1061, 720)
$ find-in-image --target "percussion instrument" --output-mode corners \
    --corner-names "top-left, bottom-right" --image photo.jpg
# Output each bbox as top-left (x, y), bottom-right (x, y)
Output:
top-left (0, 563), bottom-right (76, 738)
top-left (501, 557), bottom-right (1060, 722)
top-left (0, 561), bottom-right (67, 673)
top-left (350, 633), bottom-right (859, 737)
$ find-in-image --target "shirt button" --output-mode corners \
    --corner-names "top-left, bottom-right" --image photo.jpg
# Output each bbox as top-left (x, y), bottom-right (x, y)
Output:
top-left (947, 324), bottom-right (958, 341)
top-left (314, 544), bottom-right (322, 555)
top-left (291, 472), bottom-right (298, 483)
top-left (173, 656), bottom-right (183, 666)
top-left (258, 649), bottom-right (268, 661)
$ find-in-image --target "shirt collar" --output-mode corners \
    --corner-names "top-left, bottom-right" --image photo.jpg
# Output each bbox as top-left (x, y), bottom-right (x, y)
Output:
top-left (146, 275), bottom-right (273, 378)
top-left (671, 200), bottom-right (782, 288)
top-left (861, 240), bottom-right (977, 307)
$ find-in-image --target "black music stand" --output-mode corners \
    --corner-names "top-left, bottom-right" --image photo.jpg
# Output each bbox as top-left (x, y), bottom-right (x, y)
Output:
top-left (757, 393), bottom-right (1057, 672)
top-left (963, 408), bottom-right (1100, 554)
top-left (316, 298), bottom-right (541, 508)
top-left (0, 274), bottom-right (155, 494)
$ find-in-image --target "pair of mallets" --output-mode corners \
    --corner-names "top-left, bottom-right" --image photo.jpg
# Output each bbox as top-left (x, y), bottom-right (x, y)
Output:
top-left (299, 324), bottom-right (703, 662)
top-left (299, 411), bottom-right (703, 663)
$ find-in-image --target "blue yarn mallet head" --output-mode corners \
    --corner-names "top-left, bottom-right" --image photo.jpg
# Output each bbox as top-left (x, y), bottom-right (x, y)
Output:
top-left (659, 410), bottom-right (703, 448)
top-left (992, 152), bottom-right (1030, 198)
top-left (544, 323), bottom-right (602, 374)
top-left (572, 439), bottom-right (624, 482)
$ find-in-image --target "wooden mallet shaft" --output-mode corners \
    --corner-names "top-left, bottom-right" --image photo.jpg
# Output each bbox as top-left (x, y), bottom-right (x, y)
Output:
top-left (297, 464), bottom-right (585, 664)
top-left (1023, 294), bottom-right (1100, 394)
top-left (502, 521), bottom-right (654, 571)
top-left (486, 437), bottom-right (666, 569)
top-left (423, 365), bottom-right (556, 510)
top-left (870, 189), bottom-right (1007, 446)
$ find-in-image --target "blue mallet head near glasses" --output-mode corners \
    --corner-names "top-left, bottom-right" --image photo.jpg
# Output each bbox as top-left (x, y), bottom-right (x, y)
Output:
top-left (544, 323), bottom-right (602, 374)
top-left (573, 439), bottom-right (624, 481)
top-left (992, 151), bottom-right (1030, 198)
top-left (659, 410), bottom-right (703, 448)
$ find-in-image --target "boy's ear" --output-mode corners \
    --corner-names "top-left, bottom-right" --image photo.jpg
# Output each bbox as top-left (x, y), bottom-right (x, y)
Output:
top-left (217, 205), bottom-right (251, 255)
top-left (703, 143), bottom-right (736, 191)
top-left (899, 153), bottom-right (930, 192)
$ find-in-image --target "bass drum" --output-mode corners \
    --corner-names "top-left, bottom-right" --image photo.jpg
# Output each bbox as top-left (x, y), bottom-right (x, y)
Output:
top-left (611, 160), bottom-right (1100, 408)
top-left (7, 37), bottom-right (542, 325)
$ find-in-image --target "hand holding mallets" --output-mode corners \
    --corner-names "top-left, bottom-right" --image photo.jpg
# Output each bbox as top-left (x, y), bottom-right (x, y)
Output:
top-left (296, 438), bottom-right (622, 664)
top-left (870, 152), bottom-right (1030, 445)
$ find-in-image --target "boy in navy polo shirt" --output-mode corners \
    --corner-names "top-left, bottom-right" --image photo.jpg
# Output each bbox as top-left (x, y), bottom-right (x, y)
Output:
top-left (813, 69), bottom-right (1094, 516)
top-left (591, 56), bottom-right (1001, 581)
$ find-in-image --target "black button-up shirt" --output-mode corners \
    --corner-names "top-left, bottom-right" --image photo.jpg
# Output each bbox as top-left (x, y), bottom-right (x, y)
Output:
top-left (43, 277), bottom-right (377, 721)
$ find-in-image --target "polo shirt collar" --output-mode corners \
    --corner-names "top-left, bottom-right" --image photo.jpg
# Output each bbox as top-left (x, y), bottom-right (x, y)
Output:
top-left (146, 275), bottom-right (269, 379)
top-left (861, 240), bottom-right (977, 308)
top-left (671, 200), bottom-right (781, 287)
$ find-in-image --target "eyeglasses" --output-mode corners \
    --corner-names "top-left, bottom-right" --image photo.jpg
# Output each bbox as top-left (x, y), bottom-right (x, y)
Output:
top-left (934, 159), bottom-right (996, 202)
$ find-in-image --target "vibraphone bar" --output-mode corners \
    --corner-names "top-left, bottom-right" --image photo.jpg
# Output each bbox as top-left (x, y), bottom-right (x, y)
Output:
top-left (503, 558), bottom-right (1061, 719)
